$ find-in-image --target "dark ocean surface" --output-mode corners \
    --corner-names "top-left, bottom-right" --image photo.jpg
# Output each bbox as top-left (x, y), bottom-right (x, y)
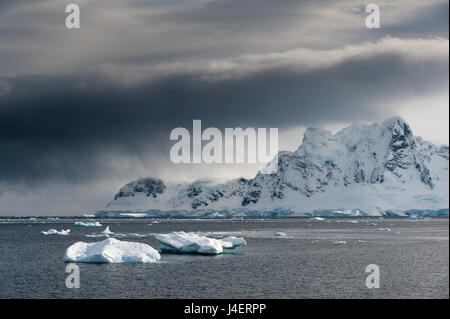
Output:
top-left (0, 217), bottom-right (448, 298)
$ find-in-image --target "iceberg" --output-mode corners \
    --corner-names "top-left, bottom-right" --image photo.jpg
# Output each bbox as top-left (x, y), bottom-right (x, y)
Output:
top-left (219, 236), bottom-right (247, 248)
top-left (74, 221), bottom-right (102, 227)
top-left (41, 229), bottom-right (70, 235)
top-left (64, 238), bottom-right (161, 263)
top-left (378, 228), bottom-right (391, 232)
top-left (102, 226), bottom-right (114, 235)
top-left (154, 231), bottom-right (246, 255)
top-left (310, 217), bottom-right (325, 221)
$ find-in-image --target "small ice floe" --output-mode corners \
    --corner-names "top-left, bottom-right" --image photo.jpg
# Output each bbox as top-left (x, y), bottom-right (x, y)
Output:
top-left (310, 217), bottom-right (325, 221)
top-left (378, 217), bottom-right (385, 220)
top-left (275, 232), bottom-right (287, 237)
top-left (231, 217), bottom-right (244, 222)
top-left (346, 220), bottom-right (358, 224)
top-left (41, 229), bottom-right (70, 235)
top-left (409, 215), bottom-right (418, 219)
top-left (64, 238), bottom-right (161, 263)
top-left (333, 241), bottom-right (346, 244)
top-left (154, 231), bottom-right (246, 255)
top-left (358, 240), bottom-right (367, 243)
top-left (102, 226), bottom-right (114, 235)
top-left (378, 228), bottom-right (391, 232)
top-left (150, 220), bottom-right (160, 224)
top-left (368, 223), bottom-right (377, 226)
top-left (74, 221), bottom-right (102, 227)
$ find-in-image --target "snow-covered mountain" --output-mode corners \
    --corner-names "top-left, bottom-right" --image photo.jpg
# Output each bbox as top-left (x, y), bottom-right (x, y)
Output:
top-left (97, 117), bottom-right (449, 217)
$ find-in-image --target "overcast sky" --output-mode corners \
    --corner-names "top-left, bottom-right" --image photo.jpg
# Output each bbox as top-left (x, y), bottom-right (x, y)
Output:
top-left (0, 0), bottom-right (448, 215)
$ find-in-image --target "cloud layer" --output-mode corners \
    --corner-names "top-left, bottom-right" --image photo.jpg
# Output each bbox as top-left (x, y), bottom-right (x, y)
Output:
top-left (0, 0), bottom-right (448, 214)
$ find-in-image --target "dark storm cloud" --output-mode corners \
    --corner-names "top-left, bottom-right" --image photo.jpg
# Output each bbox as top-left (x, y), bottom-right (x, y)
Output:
top-left (0, 39), bottom-right (448, 187)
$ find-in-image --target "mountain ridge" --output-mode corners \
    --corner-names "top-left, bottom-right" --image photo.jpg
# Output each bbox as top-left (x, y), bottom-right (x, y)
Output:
top-left (97, 117), bottom-right (449, 217)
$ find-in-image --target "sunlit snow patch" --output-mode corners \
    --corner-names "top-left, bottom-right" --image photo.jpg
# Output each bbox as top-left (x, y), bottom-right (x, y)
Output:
top-left (155, 231), bottom-right (246, 255)
top-left (64, 238), bottom-right (161, 263)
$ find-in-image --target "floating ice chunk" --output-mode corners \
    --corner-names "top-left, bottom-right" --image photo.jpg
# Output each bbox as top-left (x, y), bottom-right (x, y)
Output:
top-left (220, 236), bottom-right (246, 248)
top-left (275, 232), bottom-right (287, 237)
top-left (346, 220), bottom-right (358, 224)
top-left (358, 240), bottom-right (367, 243)
top-left (154, 231), bottom-right (246, 255)
top-left (41, 229), bottom-right (70, 235)
top-left (378, 228), bottom-right (391, 232)
top-left (102, 226), bottom-right (114, 235)
top-left (378, 217), bottom-right (384, 220)
top-left (333, 241), bottom-right (346, 244)
top-left (409, 215), bottom-right (418, 219)
top-left (64, 238), bottom-right (160, 263)
top-left (231, 217), bottom-right (244, 222)
top-left (310, 217), bottom-right (325, 221)
top-left (74, 221), bottom-right (102, 227)
top-left (150, 220), bottom-right (160, 224)
top-left (79, 214), bottom-right (95, 218)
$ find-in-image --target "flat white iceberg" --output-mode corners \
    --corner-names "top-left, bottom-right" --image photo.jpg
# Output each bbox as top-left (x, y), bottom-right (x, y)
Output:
top-left (41, 229), bottom-right (70, 235)
top-left (74, 221), bottom-right (102, 227)
top-left (219, 236), bottom-right (247, 248)
top-left (154, 231), bottom-right (246, 255)
top-left (64, 238), bottom-right (161, 263)
top-left (333, 241), bottom-right (347, 244)
top-left (310, 217), bottom-right (325, 221)
top-left (378, 228), bottom-right (391, 232)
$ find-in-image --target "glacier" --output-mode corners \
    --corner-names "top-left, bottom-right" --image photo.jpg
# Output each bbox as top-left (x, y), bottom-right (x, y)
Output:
top-left (96, 117), bottom-right (449, 217)
top-left (154, 232), bottom-right (246, 255)
top-left (64, 238), bottom-right (161, 263)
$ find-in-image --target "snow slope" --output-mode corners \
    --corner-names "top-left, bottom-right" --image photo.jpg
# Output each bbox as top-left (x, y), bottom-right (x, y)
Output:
top-left (97, 117), bottom-right (448, 217)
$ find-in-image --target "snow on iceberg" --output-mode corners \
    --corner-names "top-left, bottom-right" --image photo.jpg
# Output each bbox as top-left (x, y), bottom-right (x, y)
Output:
top-left (74, 221), bottom-right (102, 227)
top-left (41, 229), bottom-right (70, 235)
top-left (154, 231), bottom-right (246, 255)
top-left (64, 238), bottom-right (161, 263)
